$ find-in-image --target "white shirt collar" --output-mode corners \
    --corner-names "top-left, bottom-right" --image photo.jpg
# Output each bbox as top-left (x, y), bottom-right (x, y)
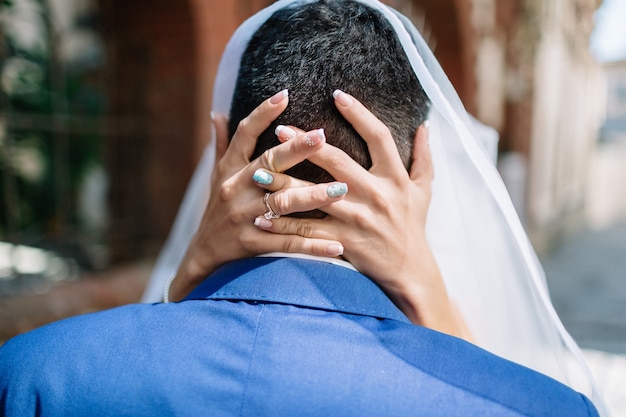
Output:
top-left (256, 252), bottom-right (358, 272)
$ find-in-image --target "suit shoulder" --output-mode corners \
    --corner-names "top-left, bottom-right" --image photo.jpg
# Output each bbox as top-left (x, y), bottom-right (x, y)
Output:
top-left (378, 321), bottom-right (599, 416)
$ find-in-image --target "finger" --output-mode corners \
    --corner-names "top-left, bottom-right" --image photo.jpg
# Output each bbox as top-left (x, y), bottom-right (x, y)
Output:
top-left (254, 215), bottom-right (335, 240)
top-left (409, 122), bottom-right (433, 183)
top-left (265, 182), bottom-right (348, 216)
top-left (306, 143), bottom-right (368, 184)
top-left (226, 89), bottom-right (289, 163)
top-left (252, 169), bottom-right (312, 191)
top-left (253, 166), bottom-right (364, 223)
top-left (275, 125), bottom-right (298, 143)
top-left (265, 124), bottom-right (367, 187)
top-left (332, 89), bottom-right (405, 175)
top-left (251, 128), bottom-right (326, 173)
top-left (244, 227), bottom-right (344, 258)
top-left (252, 169), bottom-right (348, 216)
top-left (213, 113), bottom-right (229, 161)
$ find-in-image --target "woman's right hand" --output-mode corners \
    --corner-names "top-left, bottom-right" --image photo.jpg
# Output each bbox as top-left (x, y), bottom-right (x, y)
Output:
top-left (168, 91), bottom-right (348, 301)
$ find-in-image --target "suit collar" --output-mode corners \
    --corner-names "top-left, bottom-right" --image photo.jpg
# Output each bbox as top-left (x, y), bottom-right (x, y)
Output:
top-left (184, 257), bottom-right (411, 324)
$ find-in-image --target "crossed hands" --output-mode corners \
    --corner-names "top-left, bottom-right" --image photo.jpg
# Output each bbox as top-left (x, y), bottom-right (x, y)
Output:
top-left (169, 90), bottom-right (471, 341)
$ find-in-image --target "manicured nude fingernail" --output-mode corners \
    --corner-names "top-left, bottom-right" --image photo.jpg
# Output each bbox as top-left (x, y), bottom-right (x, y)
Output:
top-left (304, 128), bottom-right (325, 147)
top-left (254, 217), bottom-right (273, 228)
top-left (333, 89), bottom-right (353, 107)
top-left (275, 125), bottom-right (296, 141)
top-left (327, 244), bottom-right (344, 257)
top-left (424, 120), bottom-right (430, 128)
top-left (210, 111), bottom-right (216, 122)
top-left (253, 169), bottom-right (273, 186)
top-left (270, 89), bottom-right (289, 104)
top-left (326, 182), bottom-right (348, 198)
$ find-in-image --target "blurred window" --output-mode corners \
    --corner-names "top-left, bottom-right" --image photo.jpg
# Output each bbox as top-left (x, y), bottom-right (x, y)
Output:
top-left (0, 0), bottom-right (106, 290)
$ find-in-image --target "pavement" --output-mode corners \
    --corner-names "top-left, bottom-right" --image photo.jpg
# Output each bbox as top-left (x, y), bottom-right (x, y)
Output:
top-left (0, 260), bottom-right (152, 342)
top-left (541, 222), bottom-right (626, 416)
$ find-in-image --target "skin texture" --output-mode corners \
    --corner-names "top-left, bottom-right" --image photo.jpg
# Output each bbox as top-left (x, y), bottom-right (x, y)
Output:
top-left (169, 91), bottom-right (471, 342)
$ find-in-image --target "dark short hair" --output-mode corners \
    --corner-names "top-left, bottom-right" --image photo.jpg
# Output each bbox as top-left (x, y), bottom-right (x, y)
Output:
top-left (229, 0), bottom-right (430, 184)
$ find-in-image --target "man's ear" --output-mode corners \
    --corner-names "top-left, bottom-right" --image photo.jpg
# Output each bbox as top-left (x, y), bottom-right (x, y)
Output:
top-left (409, 121), bottom-right (433, 182)
top-left (211, 112), bottom-right (229, 161)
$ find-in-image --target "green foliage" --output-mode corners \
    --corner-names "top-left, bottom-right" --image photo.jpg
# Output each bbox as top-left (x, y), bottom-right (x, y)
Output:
top-left (0, 0), bottom-right (105, 243)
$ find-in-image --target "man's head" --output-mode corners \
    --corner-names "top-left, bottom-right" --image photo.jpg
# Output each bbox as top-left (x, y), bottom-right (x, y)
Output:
top-left (229, 0), bottom-right (430, 184)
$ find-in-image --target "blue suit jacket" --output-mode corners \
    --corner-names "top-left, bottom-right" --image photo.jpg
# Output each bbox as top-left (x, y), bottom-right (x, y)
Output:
top-left (0, 257), bottom-right (598, 416)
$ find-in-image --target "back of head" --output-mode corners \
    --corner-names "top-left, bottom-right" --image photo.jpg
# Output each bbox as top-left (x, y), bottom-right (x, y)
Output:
top-left (229, 0), bottom-right (430, 184)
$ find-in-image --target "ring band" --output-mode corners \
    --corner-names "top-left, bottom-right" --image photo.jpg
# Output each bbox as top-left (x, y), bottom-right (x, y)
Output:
top-left (263, 192), bottom-right (281, 220)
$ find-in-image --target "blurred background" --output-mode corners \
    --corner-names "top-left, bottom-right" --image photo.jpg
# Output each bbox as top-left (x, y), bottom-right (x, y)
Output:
top-left (0, 0), bottom-right (624, 413)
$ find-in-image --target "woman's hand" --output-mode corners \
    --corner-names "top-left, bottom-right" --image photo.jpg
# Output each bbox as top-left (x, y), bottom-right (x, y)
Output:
top-left (255, 90), bottom-right (471, 340)
top-left (168, 91), bottom-right (348, 301)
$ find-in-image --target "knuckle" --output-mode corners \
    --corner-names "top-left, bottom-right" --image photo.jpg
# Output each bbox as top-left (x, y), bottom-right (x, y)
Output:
top-left (352, 211), bottom-right (370, 229)
top-left (269, 173), bottom-right (287, 190)
top-left (325, 152), bottom-right (349, 172)
top-left (372, 123), bottom-right (392, 139)
top-left (368, 189), bottom-right (389, 211)
top-left (259, 149), bottom-right (278, 172)
top-left (281, 238), bottom-right (300, 254)
top-left (238, 230), bottom-right (253, 251)
top-left (218, 180), bottom-right (235, 202)
top-left (230, 207), bottom-right (248, 225)
top-left (236, 117), bottom-right (250, 134)
top-left (270, 192), bottom-right (289, 215)
top-left (351, 208), bottom-right (377, 230)
top-left (295, 221), bottom-right (315, 238)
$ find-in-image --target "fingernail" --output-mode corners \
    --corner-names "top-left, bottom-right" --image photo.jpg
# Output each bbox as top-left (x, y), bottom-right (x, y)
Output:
top-left (270, 89), bottom-right (289, 104)
top-left (253, 169), bottom-right (273, 186)
top-left (304, 128), bottom-right (325, 147)
top-left (424, 120), bottom-right (430, 128)
top-left (326, 182), bottom-right (348, 198)
top-left (275, 125), bottom-right (296, 141)
top-left (254, 217), bottom-right (273, 228)
top-left (210, 111), bottom-right (216, 122)
top-left (327, 244), bottom-right (344, 257)
top-left (333, 89), bottom-right (353, 107)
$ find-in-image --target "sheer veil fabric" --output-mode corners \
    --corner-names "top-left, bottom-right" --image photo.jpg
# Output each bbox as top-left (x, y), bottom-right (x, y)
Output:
top-left (141, 0), bottom-right (606, 412)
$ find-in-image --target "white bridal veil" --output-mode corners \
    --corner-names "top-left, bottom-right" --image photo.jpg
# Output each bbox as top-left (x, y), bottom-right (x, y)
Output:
top-left (142, 0), bottom-right (607, 412)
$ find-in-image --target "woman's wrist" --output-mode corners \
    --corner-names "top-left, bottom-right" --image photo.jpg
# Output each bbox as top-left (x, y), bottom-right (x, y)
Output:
top-left (166, 240), bottom-right (219, 302)
top-left (382, 243), bottom-right (472, 341)
top-left (390, 275), bottom-right (466, 338)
